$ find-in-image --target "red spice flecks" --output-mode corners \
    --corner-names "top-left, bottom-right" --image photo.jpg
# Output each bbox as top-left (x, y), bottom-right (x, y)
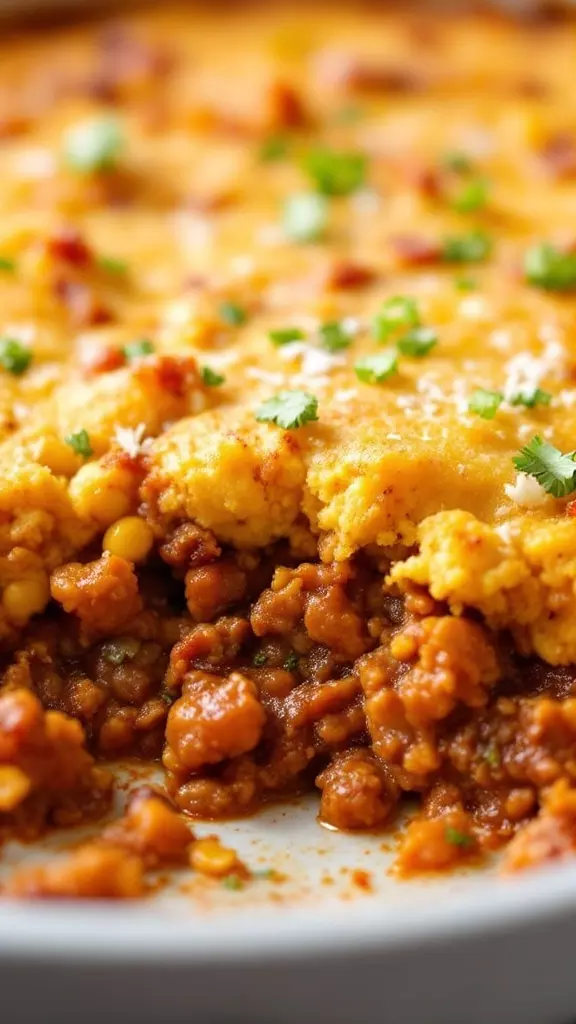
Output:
top-left (80, 344), bottom-right (125, 376)
top-left (47, 227), bottom-right (93, 268)
top-left (566, 500), bottom-right (576, 517)
top-left (135, 354), bottom-right (199, 397)
top-left (325, 260), bottom-right (376, 290)
top-left (264, 79), bottom-right (308, 130)
top-left (389, 235), bottom-right (442, 266)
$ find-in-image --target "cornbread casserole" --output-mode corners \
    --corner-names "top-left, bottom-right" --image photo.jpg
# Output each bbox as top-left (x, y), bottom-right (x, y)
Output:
top-left (2, 3), bottom-right (576, 897)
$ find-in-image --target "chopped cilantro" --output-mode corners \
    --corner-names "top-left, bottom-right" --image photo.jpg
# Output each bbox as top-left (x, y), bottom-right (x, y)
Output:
top-left (283, 652), bottom-right (299, 672)
top-left (221, 874), bottom-right (244, 891)
top-left (468, 388), bottom-right (503, 420)
top-left (354, 350), bottom-right (398, 385)
top-left (454, 275), bottom-right (477, 291)
top-left (509, 387), bottom-right (552, 409)
top-left (63, 116), bottom-right (124, 174)
top-left (513, 435), bottom-right (576, 498)
top-left (396, 326), bottom-right (438, 358)
top-left (319, 320), bottom-right (353, 352)
top-left (372, 295), bottom-right (420, 342)
top-left (283, 192), bottom-right (328, 243)
top-left (0, 256), bottom-right (16, 273)
top-left (442, 230), bottom-right (493, 263)
top-left (303, 146), bottom-right (367, 196)
top-left (445, 826), bottom-right (474, 848)
top-left (524, 243), bottom-right (576, 292)
top-left (442, 150), bottom-right (474, 174)
top-left (201, 366), bottom-right (225, 387)
top-left (123, 338), bottom-right (155, 361)
top-left (255, 389), bottom-right (318, 429)
top-left (219, 301), bottom-right (247, 327)
top-left (0, 337), bottom-right (31, 376)
top-left (268, 326), bottom-right (305, 346)
top-left (98, 255), bottom-right (128, 275)
top-left (451, 177), bottom-right (489, 214)
top-left (253, 651), bottom-right (268, 667)
top-left (160, 690), bottom-right (177, 706)
top-left (65, 429), bottom-right (93, 459)
top-left (101, 638), bottom-right (140, 665)
top-left (259, 135), bottom-right (289, 162)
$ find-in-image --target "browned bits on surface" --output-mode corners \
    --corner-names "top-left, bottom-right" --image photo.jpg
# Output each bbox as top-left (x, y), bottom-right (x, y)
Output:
top-left (313, 49), bottom-right (423, 94)
top-left (164, 670), bottom-right (266, 774)
top-left (263, 79), bottom-right (309, 131)
top-left (87, 22), bottom-right (175, 102)
top-left (135, 353), bottom-right (200, 398)
top-left (50, 553), bottom-right (143, 637)
top-left (317, 748), bottom-right (399, 830)
top-left (5, 843), bottom-right (144, 899)
top-left (503, 780), bottom-right (576, 872)
top-left (54, 278), bottom-right (113, 328)
top-left (323, 260), bottom-right (377, 291)
top-left (538, 133), bottom-right (576, 179)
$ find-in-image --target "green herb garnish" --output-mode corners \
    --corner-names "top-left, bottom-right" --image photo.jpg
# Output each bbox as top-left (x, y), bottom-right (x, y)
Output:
top-left (319, 320), bottom-right (353, 352)
top-left (122, 338), bottom-right (155, 361)
top-left (509, 387), bottom-right (552, 409)
top-left (396, 326), bottom-right (438, 358)
top-left (372, 295), bottom-right (420, 342)
top-left (253, 651), bottom-right (268, 667)
top-left (445, 826), bottom-right (474, 848)
top-left (268, 327), bottom-right (305, 346)
top-left (484, 745), bottom-right (500, 769)
top-left (283, 192), bottom-right (328, 243)
top-left (442, 230), bottom-right (493, 263)
top-left (303, 146), bottom-right (367, 196)
top-left (255, 389), bottom-right (318, 429)
top-left (0, 337), bottom-right (31, 376)
top-left (451, 178), bottom-right (489, 214)
top-left (454, 275), bottom-right (477, 291)
top-left (468, 388), bottom-right (503, 420)
top-left (63, 116), bottom-right (124, 173)
top-left (201, 366), bottom-right (225, 387)
top-left (259, 135), bottom-right (289, 162)
top-left (0, 256), bottom-right (16, 273)
top-left (98, 255), bottom-right (128, 275)
top-left (283, 652), bottom-right (299, 671)
top-left (65, 429), bottom-right (93, 459)
top-left (524, 243), bottom-right (576, 292)
top-left (354, 350), bottom-right (398, 385)
top-left (219, 301), bottom-right (247, 327)
top-left (513, 436), bottom-right (576, 498)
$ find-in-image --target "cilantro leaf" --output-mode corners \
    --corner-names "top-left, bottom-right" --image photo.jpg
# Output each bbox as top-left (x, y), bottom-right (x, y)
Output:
top-left (372, 295), bottom-right (420, 342)
top-left (0, 337), bottom-right (31, 376)
top-left (98, 255), bottom-right (128, 275)
top-left (259, 135), bottom-right (289, 162)
top-left (509, 387), bottom-right (552, 409)
top-left (445, 826), bottom-right (474, 848)
top-left (0, 256), bottom-right (16, 273)
top-left (283, 192), bottom-right (328, 243)
top-left (268, 327), bottom-right (305, 346)
top-left (354, 350), bottom-right (398, 384)
top-left (468, 388), bottom-right (503, 420)
top-left (123, 338), bottom-right (155, 361)
top-left (65, 429), bottom-right (93, 458)
top-left (201, 365), bottom-right (225, 387)
top-left (524, 243), bottom-right (576, 292)
top-left (396, 326), bottom-right (438, 358)
top-left (442, 150), bottom-right (474, 174)
top-left (63, 116), bottom-right (124, 174)
top-left (283, 652), bottom-right (299, 671)
top-left (513, 436), bottom-right (576, 498)
top-left (451, 177), bottom-right (490, 214)
top-left (255, 389), bottom-right (319, 429)
top-left (303, 146), bottom-right (367, 196)
top-left (319, 320), bottom-right (354, 352)
top-left (442, 230), bottom-right (493, 263)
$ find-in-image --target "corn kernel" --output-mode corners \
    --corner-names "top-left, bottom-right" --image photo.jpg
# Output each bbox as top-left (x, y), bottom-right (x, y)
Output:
top-left (0, 765), bottom-right (31, 811)
top-left (3, 574), bottom-right (50, 623)
top-left (103, 516), bottom-right (154, 563)
top-left (69, 460), bottom-right (135, 526)
top-left (189, 836), bottom-right (239, 877)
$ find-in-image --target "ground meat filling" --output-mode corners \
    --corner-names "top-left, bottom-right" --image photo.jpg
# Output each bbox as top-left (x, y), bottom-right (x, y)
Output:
top-left (4, 520), bottom-right (576, 884)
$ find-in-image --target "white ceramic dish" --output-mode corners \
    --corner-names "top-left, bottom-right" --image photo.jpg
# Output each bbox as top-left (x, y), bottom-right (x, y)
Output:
top-left (1, 790), bottom-right (576, 1024)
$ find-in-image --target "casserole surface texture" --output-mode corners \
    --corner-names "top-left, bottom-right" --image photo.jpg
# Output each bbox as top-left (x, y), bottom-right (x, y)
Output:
top-left (2, 3), bottom-right (576, 896)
